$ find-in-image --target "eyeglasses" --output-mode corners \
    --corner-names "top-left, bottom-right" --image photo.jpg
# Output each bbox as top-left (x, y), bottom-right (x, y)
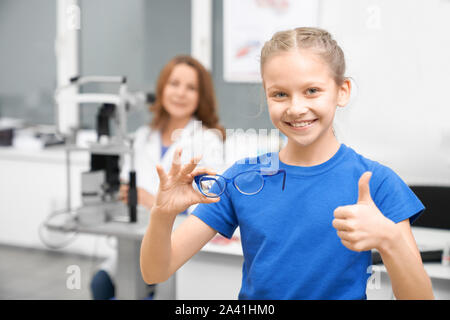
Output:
top-left (194, 169), bottom-right (286, 198)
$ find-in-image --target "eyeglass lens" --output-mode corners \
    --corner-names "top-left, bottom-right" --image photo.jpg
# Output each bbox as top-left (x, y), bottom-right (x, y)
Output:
top-left (234, 171), bottom-right (264, 195)
top-left (199, 176), bottom-right (226, 197)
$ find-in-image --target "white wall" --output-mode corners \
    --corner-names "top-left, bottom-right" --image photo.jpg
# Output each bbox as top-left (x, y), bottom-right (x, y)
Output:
top-left (320, 0), bottom-right (450, 185)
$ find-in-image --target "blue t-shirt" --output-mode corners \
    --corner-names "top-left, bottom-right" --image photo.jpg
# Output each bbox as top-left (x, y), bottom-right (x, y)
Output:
top-left (192, 143), bottom-right (425, 300)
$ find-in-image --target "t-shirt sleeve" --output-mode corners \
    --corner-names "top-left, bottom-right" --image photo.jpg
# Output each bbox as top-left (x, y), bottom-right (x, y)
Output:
top-left (372, 165), bottom-right (425, 224)
top-left (191, 165), bottom-right (239, 239)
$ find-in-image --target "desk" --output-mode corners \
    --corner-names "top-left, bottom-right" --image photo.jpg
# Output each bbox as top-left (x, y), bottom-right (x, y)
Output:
top-left (367, 227), bottom-right (450, 300)
top-left (46, 205), bottom-right (180, 300)
top-left (45, 205), bottom-right (243, 300)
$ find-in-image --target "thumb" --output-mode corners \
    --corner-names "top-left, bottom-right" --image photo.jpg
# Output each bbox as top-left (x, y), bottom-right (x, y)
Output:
top-left (357, 171), bottom-right (373, 204)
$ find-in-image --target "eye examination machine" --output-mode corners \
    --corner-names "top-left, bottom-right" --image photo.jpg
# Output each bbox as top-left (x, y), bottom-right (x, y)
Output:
top-left (37, 74), bottom-right (166, 300)
top-left (40, 75), bottom-right (154, 248)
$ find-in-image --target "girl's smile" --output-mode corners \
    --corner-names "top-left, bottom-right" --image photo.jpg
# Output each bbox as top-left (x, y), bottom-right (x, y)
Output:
top-left (284, 118), bottom-right (318, 131)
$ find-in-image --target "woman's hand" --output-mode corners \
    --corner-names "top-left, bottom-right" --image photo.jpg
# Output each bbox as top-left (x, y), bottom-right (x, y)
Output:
top-left (120, 184), bottom-right (155, 210)
top-left (153, 148), bottom-right (220, 218)
top-left (332, 172), bottom-right (396, 252)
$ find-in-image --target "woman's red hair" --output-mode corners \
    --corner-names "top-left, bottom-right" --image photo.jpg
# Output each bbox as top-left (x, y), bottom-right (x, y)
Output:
top-left (150, 55), bottom-right (225, 140)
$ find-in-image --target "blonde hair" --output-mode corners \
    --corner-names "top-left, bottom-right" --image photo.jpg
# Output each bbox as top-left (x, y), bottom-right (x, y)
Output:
top-left (260, 27), bottom-right (346, 85)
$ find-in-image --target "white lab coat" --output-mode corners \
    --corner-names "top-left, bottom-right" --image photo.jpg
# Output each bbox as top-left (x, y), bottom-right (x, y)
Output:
top-left (120, 117), bottom-right (226, 196)
top-left (100, 117), bottom-right (225, 280)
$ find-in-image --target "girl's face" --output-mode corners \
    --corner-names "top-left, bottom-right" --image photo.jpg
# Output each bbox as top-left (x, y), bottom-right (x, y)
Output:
top-left (263, 50), bottom-right (350, 149)
top-left (162, 63), bottom-right (199, 121)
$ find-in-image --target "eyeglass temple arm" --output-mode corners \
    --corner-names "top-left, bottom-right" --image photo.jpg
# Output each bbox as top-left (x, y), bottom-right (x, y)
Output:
top-left (262, 170), bottom-right (286, 191)
top-left (279, 170), bottom-right (286, 190)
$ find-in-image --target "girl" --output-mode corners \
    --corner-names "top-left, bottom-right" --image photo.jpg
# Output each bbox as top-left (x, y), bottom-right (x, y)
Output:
top-left (90, 55), bottom-right (226, 300)
top-left (140, 28), bottom-right (434, 300)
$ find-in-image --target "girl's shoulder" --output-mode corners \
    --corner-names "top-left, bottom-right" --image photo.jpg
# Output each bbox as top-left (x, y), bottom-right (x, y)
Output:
top-left (345, 145), bottom-right (394, 178)
top-left (347, 146), bottom-right (424, 224)
top-left (345, 145), bottom-right (408, 195)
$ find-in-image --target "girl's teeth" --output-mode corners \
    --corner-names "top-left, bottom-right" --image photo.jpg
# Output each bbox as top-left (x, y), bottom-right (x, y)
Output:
top-left (290, 121), bottom-right (314, 127)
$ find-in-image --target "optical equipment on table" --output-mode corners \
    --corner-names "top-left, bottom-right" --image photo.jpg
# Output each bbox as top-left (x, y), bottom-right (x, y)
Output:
top-left (40, 75), bottom-right (155, 249)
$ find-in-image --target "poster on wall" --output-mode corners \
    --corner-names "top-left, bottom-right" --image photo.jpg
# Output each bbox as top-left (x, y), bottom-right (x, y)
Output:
top-left (223, 0), bottom-right (319, 83)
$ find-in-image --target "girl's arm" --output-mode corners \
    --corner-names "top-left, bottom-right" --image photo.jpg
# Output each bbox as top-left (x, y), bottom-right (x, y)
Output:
top-left (141, 211), bottom-right (217, 283)
top-left (140, 148), bottom-right (220, 284)
top-left (377, 219), bottom-right (434, 299)
top-left (333, 172), bottom-right (434, 299)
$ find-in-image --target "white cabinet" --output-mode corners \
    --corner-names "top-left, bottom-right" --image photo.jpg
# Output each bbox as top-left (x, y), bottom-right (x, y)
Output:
top-left (0, 147), bottom-right (115, 258)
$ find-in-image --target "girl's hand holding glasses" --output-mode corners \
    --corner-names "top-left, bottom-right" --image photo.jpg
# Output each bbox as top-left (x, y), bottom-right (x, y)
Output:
top-left (152, 148), bottom-right (220, 218)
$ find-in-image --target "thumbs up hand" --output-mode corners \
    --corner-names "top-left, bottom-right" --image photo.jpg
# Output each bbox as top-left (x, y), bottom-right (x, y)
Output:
top-left (332, 172), bottom-right (395, 252)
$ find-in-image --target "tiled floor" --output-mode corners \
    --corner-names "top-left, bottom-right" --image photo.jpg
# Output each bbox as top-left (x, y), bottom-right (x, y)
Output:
top-left (0, 244), bottom-right (105, 300)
